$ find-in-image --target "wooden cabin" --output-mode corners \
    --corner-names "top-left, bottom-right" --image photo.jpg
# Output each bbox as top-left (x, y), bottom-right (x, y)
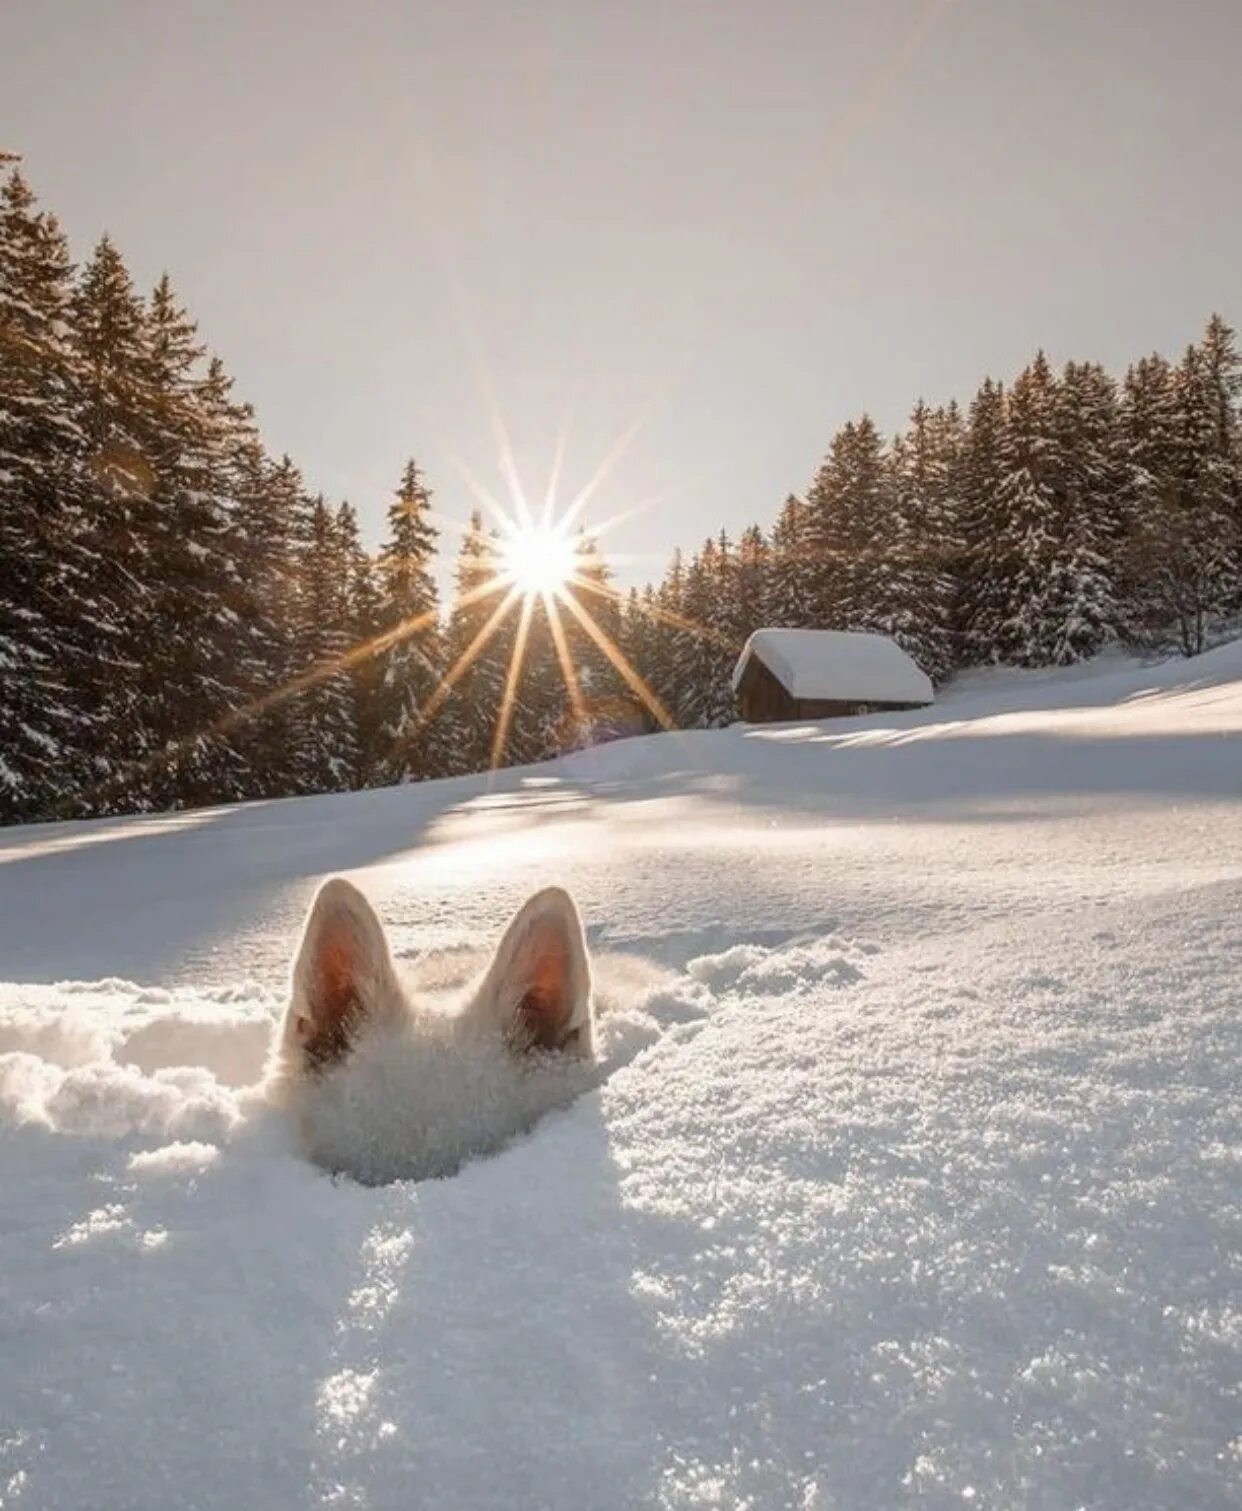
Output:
top-left (732, 629), bottom-right (934, 723)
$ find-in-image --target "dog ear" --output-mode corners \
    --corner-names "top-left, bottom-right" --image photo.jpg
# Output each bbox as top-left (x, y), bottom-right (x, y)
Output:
top-left (478, 887), bottom-right (593, 1056)
top-left (287, 878), bottom-right (398, 1067)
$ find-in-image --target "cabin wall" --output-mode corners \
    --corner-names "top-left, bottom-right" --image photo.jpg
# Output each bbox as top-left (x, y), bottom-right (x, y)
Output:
top-left (737, 657), bottom-right (796, 722)
top-left (795, 698), bottom-right (926, 719)
top-left (737, 654), bottom-right (929, 724)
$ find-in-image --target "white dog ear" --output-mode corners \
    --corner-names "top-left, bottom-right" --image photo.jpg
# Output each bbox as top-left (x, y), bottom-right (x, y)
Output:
top-left (288, 878), bottom-right (398, 1067)
top-left (478, 887), bottom-right (593, 1056)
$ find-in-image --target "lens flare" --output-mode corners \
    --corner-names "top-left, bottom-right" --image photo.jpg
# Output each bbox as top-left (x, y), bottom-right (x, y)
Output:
top-left (499, 523), bottom-right (579, 597)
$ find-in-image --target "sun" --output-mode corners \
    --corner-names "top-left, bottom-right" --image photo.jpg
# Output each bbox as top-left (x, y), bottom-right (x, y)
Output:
top-left (499, 522), bottom-right (578, 597)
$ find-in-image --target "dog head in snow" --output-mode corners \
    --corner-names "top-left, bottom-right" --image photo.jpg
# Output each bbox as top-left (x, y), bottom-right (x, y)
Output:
top-left (266, 878), bottom-right (595, 1183)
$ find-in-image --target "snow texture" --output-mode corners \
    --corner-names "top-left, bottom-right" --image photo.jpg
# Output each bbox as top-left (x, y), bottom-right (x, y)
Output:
top-left (732, 626), bottom-right (935, 705)
top-left (1, 644), bottom-right (1240, 1509)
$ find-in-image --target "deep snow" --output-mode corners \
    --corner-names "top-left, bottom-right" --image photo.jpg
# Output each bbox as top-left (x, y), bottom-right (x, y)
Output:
top-left (1, 645), bottom-right (1240, 1510)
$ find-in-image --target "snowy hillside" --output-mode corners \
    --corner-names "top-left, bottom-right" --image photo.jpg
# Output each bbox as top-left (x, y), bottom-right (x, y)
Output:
top-left (1, 645), bottom-right (1240, 1510)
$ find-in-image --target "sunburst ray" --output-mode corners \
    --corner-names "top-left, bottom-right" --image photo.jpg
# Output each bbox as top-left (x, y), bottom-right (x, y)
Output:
top-left (565, 571), bottom-right (736, 652)
top-left (584, 483), bottom-right (683, 546)
top-left (403, 584), bottom-right (522, 746)
top-left (452, 457), bottom-right (518, 536)
top-left (489, 592), bottom-right (536, 771)
top-left (558, 414), bottom-right (645, 535)
top-left (542, 406), bottom-right (574, 528)
top-left (543, 590), bottom-right (588, 731)
top-left (556, 585), bottom-right (674, 731)
top-left (56, 577), bottom-right (512, 820)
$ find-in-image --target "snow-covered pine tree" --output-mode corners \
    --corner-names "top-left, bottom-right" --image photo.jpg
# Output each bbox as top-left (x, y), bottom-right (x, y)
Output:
top-left (886, 399), bottom-right (959, 679)
top-left (810, 414), bottom-right (895, 637)
top-left (649, 549), bottom-right (687, 721)
top-left (344, 513), bottom-right (384, 788)
top-left (69, 235), bottom-right (158, 807)
top-left (671, 545), bottom-right (712, 728)
top-left (1116, 353), bottom-right (1179, 645)
top-left (1193, 314), bottom-right (1242, 599)
top-left (559, 531), bottom-right (626, 748)
top-left (991, 352), bottom-right (1062, 666)
top-left (0, 171), bottom-right (93, 821)
top-left (372, 460), bottom-right (445, 784)
top-left (616, 585), bottom-right (654, 733)
top-left (328, 501), bottom-right (376, 790)
top-left (442, 510), bottom-right (509, 773)
top-left (735, 523), bottom-right (769, 643)
top-left (289, 495), bottom-right (359, 791)
top-left (138, 301), bottom-right (250, 810)
top-left (670, 537), bottom-right (736, 728)
top-left (494, 575), bottom-right (555, 767)
top-left (804, 433), bottom-right (851, 628)
top-left (702, 529), bottom-right (742, 726)
top-left (765, 494), bottom-right (815, 627)
top-left (231, 452), bottom-right (309, 797)
top-left (932, 398), bottom-right (970, 627)
top-left (957, 378), bottom-right (1008, 664)
top-left (1125, 331), bottom-right (1242, 654)
top-left (637, 583), bottom-right (674, 730)
top-left (1040, 360), bottom-right (1123, 664)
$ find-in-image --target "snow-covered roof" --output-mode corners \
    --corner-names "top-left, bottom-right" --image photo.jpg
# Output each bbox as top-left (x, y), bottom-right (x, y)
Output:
top-left (732, 628), bottom-right (934, 704)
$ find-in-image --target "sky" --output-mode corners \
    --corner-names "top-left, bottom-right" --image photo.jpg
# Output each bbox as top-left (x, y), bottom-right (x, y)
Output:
top-left (4, 0), bottom-right (1242, 587)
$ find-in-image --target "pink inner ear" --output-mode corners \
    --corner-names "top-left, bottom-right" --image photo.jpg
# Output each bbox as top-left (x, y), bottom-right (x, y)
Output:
top-left (302, 923), bottom-right (361, 1067)
top-left (514, 930), bottom-right (573, 1050)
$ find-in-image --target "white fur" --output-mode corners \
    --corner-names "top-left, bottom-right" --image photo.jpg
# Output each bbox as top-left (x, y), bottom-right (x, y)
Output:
top-left (265, 880), bottom-right (598, 1184)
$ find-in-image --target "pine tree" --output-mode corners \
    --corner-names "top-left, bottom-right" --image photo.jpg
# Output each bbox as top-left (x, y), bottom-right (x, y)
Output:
top-left (1198, 314), bottom-right (1242, 511)
top-left (327, 501), bottom-right (375, 790)
top-left (558, 531), bottom-right (626, 747)
top-left (958, 378), bottom-right (1008, 664)
top-left (672, 545), bottom-right (712, 728)
top-left (69, 235), bottom-right (157, 805)
top-left (0, 172), bottom-right (92, 819)
top-left (766, 494), bottom-right (815, 627)
top-left (804, 432), bottom-right (850, 628)
top-left (706, 529), bottom-right (744, 723)
top-left (805, 414), bottom-right (894, 636)
top-left (344, 515), bottom-right (384, 788)
top-left (232, 452), bottom-right (308, 797)
top-left (992, 352), bottom-right (1062, 666)
top-left (290, 495), bottom-right (359, 791)
top-left (616, 586), bottom-right (655, 734)
top-left (372, 460), bottom-right (444, 784)
top-left (1118, 354), bottom-right (1178, 553)
top-left (1041, 360), bottom-right (1123, 664)
top-left (1189, 315), bottom-right (1242, 600)
top-left (647, 549), bottom-right (687, 720)
top-left (887, 399), bottom-right (960, 678)
top-left (1123, 329), bottom-right (1242, 654)
top-left (138, 298), bottom-right (249, 809)
top-left (505, 592), bottom-right (560, 766)
top-left (442, 511), bottom-right (509, 773)
top-left (735, 524), bottom-right (769, 642)
top-left (671, 538), bottom-right (737, 728)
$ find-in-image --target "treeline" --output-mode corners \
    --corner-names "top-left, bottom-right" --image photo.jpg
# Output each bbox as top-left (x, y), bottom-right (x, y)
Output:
top-left (632, 319), bottom-right (1242, 729)
top-left (0, 169), bottom-right (644, 823)
top-left (3, 165), bottom-right (1240, 824)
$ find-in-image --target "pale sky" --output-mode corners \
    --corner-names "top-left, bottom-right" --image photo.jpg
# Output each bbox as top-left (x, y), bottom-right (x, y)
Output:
top-left (5, 0), bottom-right (1241, 585)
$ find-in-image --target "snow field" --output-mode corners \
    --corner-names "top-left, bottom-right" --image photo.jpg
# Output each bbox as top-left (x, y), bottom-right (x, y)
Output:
top-left (1, 643), bottom-right (1240, 1509)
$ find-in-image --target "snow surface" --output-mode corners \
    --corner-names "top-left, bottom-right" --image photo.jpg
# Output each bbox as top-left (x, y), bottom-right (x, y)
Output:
top-left (732, 628), bottom-right (934, 705)
top-left (2, 645), bottom-right (1241, 1510)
